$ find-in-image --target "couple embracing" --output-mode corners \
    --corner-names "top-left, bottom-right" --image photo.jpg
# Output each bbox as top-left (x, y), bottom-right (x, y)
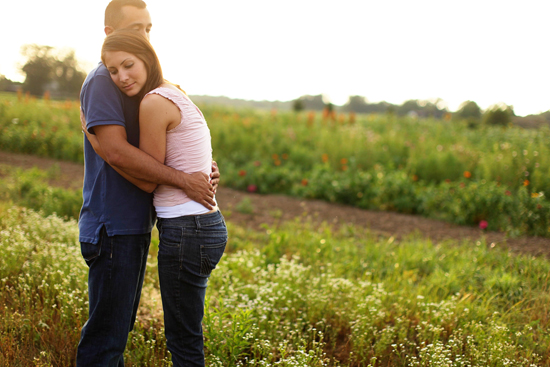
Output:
top-left (78, 1), bottom-right (227, 366)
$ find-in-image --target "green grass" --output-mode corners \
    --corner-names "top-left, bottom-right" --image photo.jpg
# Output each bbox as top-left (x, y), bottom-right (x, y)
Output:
top-left (1, 91), bottom-right (549, 236)
top-left (1, 200), bottom-right (549, 366)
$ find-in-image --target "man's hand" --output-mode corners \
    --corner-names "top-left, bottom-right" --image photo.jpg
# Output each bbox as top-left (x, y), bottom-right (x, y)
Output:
top-left (181, 171), bottom-right (215, 209)
top-left (210, 161), bottom-right (220, 194)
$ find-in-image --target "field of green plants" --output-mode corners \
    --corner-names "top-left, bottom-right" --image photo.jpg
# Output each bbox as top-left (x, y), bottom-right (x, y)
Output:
top-left (1, 92), bottom-right (549, 236)
top-left (1, 92), bottom-right (550, 365)
top-left (1, 192), bottom-right (550, 366)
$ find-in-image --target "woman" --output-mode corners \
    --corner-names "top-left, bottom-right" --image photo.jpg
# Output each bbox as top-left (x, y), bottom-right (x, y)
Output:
top-left (84, 29), bottom-right (227, 367)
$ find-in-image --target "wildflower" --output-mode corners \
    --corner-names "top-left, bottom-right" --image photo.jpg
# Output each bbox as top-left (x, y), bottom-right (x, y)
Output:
top-left (460, 182), bottom-right (465, 188)
top-left (272, 154), bottom-right (278, 160)
top-left (254, 161), bottom-right (261, 167)
top-left (239, 170), bottom-right (246, 177)
top-left (349, 112), bottom-right (356, 125)
top-left (301, 179), bottom-right (308, 186)
top-left (247, 184), bottom-right (257, 193)
top-left (307, 112), bottom-right (315, 127)
top-left (464, 171), bottom-right (472, 178)
top-left (537, 204), bottom-right (543, 209)
top-left (412, 175), bottom-right (418, 181)
top-left (342, 165), bottom-right (348, 171)
top-left (274, 160), bottom-right (281, 166)
top-left (523, 180), bottom-right (530, 186)
top-left (479, 220), bottom-right (488, 230)
top-left (340, 158), bottom-right (348, 165)
top-left (282, 154), bottom-right (289, 160)
top-left (445, 179), bottom-right (451, 183)
top-left (505, 190), bottom-right (512, 196)
top-left (532, 192), bottom-right (539, 198)
top-left (322, 154), bottom-right (329, 163)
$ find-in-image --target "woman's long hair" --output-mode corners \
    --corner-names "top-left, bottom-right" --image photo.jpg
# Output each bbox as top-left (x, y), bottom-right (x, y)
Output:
top-left (101, 29), bottom-right (164, 100)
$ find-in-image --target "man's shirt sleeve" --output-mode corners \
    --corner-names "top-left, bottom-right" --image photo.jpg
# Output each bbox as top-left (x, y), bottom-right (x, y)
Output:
top-left (81, 73), bottom-right (126, 133)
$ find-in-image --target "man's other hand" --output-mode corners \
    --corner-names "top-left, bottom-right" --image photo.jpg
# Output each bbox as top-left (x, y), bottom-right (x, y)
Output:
top-left (210, 161), bottom-right (220, 194)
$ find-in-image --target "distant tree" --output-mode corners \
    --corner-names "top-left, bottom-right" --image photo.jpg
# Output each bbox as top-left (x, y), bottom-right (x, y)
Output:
top-left (455, 100), bottom-right (482, 120)
top-left (292, 97), bottom-right (305, 112)
top-left (0, 75), bottom-right (21, 92)
top-left (20, 44), bottom-right (85, 98)
top-left (21, 45), bottom-right (56, 95)
top-left (53, 50), bottom-right (86, 97)
top-left (396, 99), bottom-right (447, 118)
top-left (343, 95), bottom-right (369, 113)
top-left (293, 95), bottom-right (326, 111)
top-left (483, 104), bottom-right (514, 126)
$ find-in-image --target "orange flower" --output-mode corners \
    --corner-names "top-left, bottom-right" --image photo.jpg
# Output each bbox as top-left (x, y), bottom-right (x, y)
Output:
top-left (340, 158), bottom-right (348, 165)
top-left (301, 179), bottom-right (308, 186)
top-left (274, 160), bottom-right (281, 166)
top-left (412, 175), bottom-right (418, 181)
top-left (464, 171), bottom-right (472, 178)
top-left (349, 112), bottom-right (356, 125)
top-left (307, 111), bottom-right (315, 127)
top-left (282, 154), bottom-right (289, 160)
top-left (524, 179), bottom-right (530, 186)
top-left (322, 154), bottom-right (329, 163)
top-left (254, 161), bottom-right (261, 167)
top-left (342, 165), bottom-right (348, 171)
top-left (460, 182), bottom-right (466, 188)
top-left (239, 170), bottom-right (246, 177)
top-left (272, 154), bottom-right (279, 160)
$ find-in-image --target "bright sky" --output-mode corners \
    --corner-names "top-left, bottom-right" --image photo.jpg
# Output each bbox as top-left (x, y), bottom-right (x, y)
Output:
top-left (1, 0), bottom-right (549, 116)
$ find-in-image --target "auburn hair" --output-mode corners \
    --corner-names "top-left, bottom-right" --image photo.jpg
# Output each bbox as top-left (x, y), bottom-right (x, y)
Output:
top-left (101, 29), bottom-right (163, 100)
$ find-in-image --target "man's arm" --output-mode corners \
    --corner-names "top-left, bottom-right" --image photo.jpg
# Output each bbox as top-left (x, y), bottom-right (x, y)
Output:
top-left (93, 124), bottom-right (216, 209)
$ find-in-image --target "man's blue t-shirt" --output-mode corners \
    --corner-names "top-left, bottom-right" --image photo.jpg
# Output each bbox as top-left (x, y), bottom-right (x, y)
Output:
top-left (79, 62), bottom-right (155, 244)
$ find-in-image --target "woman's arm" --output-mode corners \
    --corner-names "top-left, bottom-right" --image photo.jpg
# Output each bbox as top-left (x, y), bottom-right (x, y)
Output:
top-left (137, 93), bottom-right (181, 191)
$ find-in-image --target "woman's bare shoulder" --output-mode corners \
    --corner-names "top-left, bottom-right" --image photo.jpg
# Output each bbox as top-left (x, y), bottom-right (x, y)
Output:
top-left (140, 92), bottom-right (180, 125)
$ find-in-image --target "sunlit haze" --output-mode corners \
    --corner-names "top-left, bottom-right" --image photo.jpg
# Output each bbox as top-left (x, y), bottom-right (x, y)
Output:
top-left (2, 0), bottom-right (549, 116)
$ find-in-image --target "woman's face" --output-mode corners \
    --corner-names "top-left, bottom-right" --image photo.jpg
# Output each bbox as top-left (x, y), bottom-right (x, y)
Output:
top-left (104, 51), bottom-right (147, 97)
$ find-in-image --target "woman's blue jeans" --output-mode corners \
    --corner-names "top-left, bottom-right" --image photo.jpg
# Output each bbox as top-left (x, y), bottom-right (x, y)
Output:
top-left (157, 210), bottom-right (228, 367)
top-left (77, 227), bottom-right (151, 367)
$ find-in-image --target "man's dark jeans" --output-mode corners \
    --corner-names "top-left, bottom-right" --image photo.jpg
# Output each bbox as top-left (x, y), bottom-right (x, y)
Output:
top-left (157, 211), bottom-right (227, 367)
top-left (77, 227), bottom-right (151, 367)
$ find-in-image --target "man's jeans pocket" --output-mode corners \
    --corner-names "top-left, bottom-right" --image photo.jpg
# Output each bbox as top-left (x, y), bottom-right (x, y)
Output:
top-left (81, 241), bottom-right (101, 264)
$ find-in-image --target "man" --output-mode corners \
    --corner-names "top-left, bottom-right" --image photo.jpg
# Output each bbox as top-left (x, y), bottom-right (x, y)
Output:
top-left (77, 1), bottom-right (219, 365)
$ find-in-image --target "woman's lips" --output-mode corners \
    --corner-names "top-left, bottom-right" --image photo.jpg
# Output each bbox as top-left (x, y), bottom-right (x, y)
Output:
top-left (123, 82), bottom-right (135, 90)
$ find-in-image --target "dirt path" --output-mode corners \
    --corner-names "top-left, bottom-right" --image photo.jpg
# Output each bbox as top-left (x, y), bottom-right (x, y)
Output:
top-left (1, 150), bottom-right (549, 258)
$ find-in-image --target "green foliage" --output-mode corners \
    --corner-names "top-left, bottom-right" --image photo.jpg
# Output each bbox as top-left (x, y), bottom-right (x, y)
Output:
top-left (455, 100), bottom-right (482, 120)
top-left (0, 166), bottom-right (82, 219)
top-left (483, 104), bottom-right (515, 126)
top-left (1, 92), bottom-right (550, 236)
top-left (20, 44), bottom-right (86, 98)
top-left (2, 207), bottom-right (549, 365)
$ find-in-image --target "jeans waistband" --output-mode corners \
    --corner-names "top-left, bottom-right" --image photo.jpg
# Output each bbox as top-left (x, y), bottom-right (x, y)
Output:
top-left (157, 210), bottom-right (224, 229)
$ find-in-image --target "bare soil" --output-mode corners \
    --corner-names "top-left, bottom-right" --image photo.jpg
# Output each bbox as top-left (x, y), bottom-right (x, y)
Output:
top-left (1, 150), bottom-right (549, 258)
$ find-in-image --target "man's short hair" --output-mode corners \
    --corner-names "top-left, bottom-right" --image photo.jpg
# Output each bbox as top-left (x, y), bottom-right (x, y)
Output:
top-left (105, 0), bottom-right (147, 28)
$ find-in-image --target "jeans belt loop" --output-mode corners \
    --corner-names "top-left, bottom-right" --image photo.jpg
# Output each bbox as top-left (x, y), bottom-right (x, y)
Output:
top-left (194, 215), bottom-right (201, 230)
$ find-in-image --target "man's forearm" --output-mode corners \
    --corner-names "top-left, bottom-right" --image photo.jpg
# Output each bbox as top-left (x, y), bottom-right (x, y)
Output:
top-left (107, 141), bottom-right (181, 187)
